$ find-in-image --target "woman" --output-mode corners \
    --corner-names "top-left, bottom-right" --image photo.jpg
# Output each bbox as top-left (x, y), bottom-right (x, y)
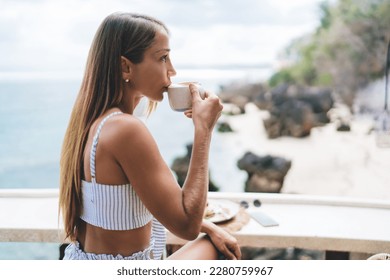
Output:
top-left (59, 12), bottom-right (241, 260)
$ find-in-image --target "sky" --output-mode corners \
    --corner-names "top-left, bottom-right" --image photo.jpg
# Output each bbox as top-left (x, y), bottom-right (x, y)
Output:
top-left (0, 0), bottom-right (331, 79)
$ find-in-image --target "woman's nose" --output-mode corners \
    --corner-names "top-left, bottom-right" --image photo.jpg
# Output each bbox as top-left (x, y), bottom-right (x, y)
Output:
top-left (168, 61), bottom-right (177, 77)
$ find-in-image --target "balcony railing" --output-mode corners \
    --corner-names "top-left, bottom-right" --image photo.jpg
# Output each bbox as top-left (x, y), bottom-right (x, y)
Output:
top-left (1, 188), bottom-right (390, 259)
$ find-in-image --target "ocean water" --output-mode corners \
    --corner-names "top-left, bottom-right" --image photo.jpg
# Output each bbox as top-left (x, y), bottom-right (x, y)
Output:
top-left (0, 68), bottom-right (271, 190)
top-left (0, 67), bottom-right (271, 259)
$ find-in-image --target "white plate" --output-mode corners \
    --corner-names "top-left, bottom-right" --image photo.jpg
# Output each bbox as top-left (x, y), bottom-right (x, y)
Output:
top-left (204, 199), bottom-right (240, 223)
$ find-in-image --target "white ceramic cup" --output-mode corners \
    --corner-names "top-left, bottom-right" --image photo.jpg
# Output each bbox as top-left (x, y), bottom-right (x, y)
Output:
top-left (167, 82), bottom-right (205, 111)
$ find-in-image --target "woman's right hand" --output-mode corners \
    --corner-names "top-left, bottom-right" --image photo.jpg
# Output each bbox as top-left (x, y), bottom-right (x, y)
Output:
top-left (184, 84), bottom-right (223, 131)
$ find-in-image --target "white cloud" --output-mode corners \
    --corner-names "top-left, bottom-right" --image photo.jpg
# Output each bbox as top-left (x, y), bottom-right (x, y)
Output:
top-left (170, 23), bottom-right (315, 67)
top-left (0, 0), bottom-right (326, 75)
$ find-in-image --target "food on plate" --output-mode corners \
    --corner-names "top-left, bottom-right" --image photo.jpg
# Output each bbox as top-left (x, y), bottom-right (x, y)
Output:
top-left (203, 199), bottom-right (239, 223)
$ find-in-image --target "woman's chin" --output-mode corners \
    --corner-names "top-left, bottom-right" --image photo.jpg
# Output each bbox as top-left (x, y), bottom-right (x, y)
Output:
top-left (154, 93), bottom-right (164, 102)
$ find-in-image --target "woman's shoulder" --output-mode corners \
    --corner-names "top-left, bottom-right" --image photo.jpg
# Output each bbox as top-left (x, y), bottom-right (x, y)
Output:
top-left (102, 112), bottom-right (154, 149)
top-left (101, 113), bottom-right (158, 162)
top-left (112, 112), bottom-right (145, 127)
top-left (106, 113), bottom-right (149, 137)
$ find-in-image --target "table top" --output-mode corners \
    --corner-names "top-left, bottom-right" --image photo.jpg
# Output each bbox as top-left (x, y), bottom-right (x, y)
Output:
top-left (171, 192), bottom-right (390, 254)
top-left (1, 189), bottom-right (390, 254)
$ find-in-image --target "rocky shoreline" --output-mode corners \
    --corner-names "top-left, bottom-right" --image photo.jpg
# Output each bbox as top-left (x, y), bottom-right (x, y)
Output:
top-left (169, 80), bottom-right (390, 259)
top-left (172, 81), bottom-right (337, 195)
top-left (219, 81), bottom-right (334, 138)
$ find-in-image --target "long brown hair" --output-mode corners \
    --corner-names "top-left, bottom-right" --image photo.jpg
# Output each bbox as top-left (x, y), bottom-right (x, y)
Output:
top-left (59, 12), bottom-right (168, 241)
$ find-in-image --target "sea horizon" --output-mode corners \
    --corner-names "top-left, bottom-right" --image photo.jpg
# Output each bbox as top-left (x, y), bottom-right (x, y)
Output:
top-left (0, 67), bottom-right (273, 192)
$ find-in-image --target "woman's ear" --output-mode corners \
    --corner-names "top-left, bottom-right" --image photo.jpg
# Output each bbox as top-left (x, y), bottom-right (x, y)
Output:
top-left (121, 56), bottom-right (132, 81)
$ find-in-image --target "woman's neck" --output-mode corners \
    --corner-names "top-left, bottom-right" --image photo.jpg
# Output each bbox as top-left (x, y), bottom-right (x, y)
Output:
top-left (119, 91), bottom-right (143, 114)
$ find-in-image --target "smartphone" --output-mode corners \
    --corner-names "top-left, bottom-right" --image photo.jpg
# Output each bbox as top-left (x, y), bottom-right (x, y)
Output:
top-left (250, 211), bottom-right (279, 227)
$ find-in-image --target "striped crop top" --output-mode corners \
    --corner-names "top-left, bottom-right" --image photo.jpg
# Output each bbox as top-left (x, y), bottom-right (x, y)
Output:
top-left (80, 112), bottom-right (152, 230)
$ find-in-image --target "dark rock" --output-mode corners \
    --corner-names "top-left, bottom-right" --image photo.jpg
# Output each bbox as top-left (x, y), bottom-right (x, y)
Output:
top-left (171, 143), bottom-right (219, 192)
top-left (219, 82), bottom-right (267, 102)
top-left (297, 87), bottom-right (334, 113)
top-left (218, 82), bottom-right (268, 114)
top-left (279, 99), bottom-right (315, 137)
top-left (314, 112), bottom-right (330, 125)
top-left (237, 152), bottom-right (291, 193)
top-left (263, 115), bottom-right (281, 139)
top-left (246, 175), bottom-right (282, 193)
top-left (253, 91), bottom-right (273, 110)
top-left (263, 84), bottom-right (334, 138)
top-left (271, 83), bottom-right (289, 96)
top-left (228, 95), bottom-right (248, 114)
top-left (217, 121), bottom-right (234, 133)
top-left (218, 81), bottom-right (334, 138)
top-left (337, 122), bottom-right (351, 132)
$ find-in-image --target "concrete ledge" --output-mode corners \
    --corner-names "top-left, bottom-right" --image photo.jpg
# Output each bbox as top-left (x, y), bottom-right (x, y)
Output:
top-left (1, 189), bottom-right (390, 255)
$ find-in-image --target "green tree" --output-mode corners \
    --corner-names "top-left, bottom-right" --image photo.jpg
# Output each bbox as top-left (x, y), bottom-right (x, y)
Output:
top-left (269, 0), bottom-right (390, 110)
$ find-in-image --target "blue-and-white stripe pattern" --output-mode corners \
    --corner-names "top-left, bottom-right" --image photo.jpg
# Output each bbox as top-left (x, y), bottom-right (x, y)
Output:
top-left (89, 111), bottom-right (123, 181)
top-left (64, 217), bottom-right (165, 260)
top-left (78, 111), bottom-right (166, 260)
top-left (80, 180), bottom-right (153, 230)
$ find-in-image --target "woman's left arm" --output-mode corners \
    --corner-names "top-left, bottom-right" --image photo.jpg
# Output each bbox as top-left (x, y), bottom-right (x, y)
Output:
top-left (201, 220), bottom-right (241, 260)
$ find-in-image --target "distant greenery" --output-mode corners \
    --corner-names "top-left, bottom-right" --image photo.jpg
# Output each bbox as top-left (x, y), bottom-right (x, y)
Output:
top-left (269, 0), bottom-right (390, 108)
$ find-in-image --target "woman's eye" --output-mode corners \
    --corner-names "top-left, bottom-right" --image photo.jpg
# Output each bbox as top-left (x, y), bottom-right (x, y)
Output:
top-left (161, 55), bottom-right (168, 62)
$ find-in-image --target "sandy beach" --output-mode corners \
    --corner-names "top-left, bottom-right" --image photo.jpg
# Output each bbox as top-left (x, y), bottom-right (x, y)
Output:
top-left (222, 103), bottom-right (390, 200)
